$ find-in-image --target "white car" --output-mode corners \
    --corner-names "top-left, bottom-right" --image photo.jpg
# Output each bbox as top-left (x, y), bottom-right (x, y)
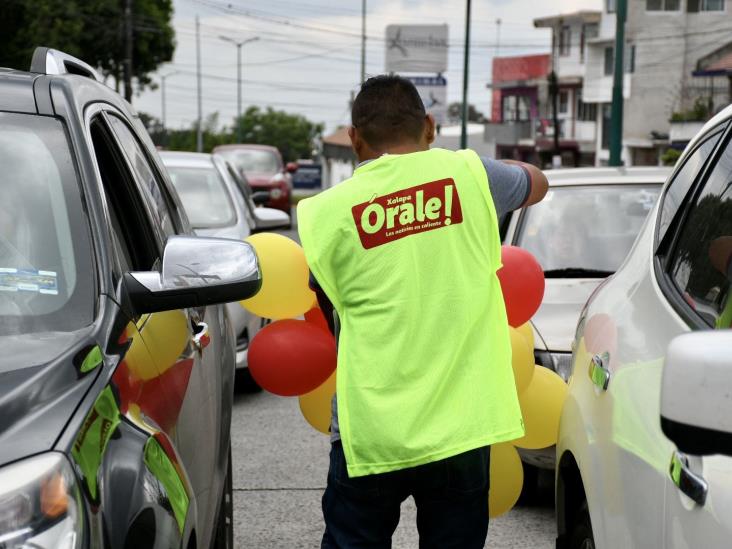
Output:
top-left (556, 106), bottom-right (732, 548)
top-left (160, 151), bottom-right (290, 390)
top-left (501, 167), bottom-right (668, 472)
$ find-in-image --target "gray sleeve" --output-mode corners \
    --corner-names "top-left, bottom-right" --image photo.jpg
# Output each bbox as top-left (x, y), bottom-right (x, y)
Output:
top-left (481, 157), bottom-right (531, 218)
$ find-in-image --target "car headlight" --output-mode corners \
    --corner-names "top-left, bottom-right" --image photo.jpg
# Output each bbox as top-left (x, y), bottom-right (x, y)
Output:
top-left (0, 452), bottom-right (84, 549)
top-left (269, 187), bottom-right (283, 200)
top-left (534, 350), bottom-right (573, 382)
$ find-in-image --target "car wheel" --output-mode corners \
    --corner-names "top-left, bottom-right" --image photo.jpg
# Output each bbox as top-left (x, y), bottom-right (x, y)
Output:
top-left (213, 445), bottom-right (234, 549)
top-left (235, 368), bottom-right (262, 393)
top-left (568, 501), bottom-right (595, 549)
top-left (517, 462), bottom-right (540, 504)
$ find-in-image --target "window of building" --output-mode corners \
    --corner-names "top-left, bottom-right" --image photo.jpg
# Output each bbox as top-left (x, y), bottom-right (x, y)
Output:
top-left (688, 0), bottom-right (725, 10)
top-left (559, 26), bottom-right (571, 56)
top-left (502, 95), bottom-right (531, 122)
top-left (646, 0), bottom-right (680, 11)
top-left (669, 135), bottom-right (732, 328)
top-left (607, 0), bottom-right (617, 12)
top-left (601, 103), bottom-right (612, 149)
top-left (559, 90), bottom-right (569, 114)
top-left (626, 44), bottom-right (636, 73)
top-left (604, 47), bottom-right (614, 76)
top-left (576, 90), bottom-right (598, 121)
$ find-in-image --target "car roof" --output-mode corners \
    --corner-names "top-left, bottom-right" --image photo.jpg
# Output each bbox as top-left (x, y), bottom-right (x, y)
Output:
top-left (213, 144), bottom-right (279, 153)
top-left (159, 150), bottom-right (216, 168)
top-left (545, 166), bottom-right (671, 187)
top-left (0, 68), bottom-right (41, 113)
top-left (686, 103), bottom-right (732, 151)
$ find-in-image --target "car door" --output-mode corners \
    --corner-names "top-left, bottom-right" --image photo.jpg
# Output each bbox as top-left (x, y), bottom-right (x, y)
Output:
top-left (571, 126), bottom-right (726, 548)
top-left (656, 124), bottom-right (732, 548)
top-left (103, 111), bottom-right (232, 546)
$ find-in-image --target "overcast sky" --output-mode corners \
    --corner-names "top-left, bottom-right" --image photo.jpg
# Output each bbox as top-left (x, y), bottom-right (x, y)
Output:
top-left (133, 0), bottom-right (600, 135)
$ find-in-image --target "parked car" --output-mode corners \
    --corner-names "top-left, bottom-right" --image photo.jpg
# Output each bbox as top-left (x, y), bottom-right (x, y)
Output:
top-left (160, 151), bottom-right (289, 390)
top-left (556, 107), bottom-right (732, 548)
top-left (502, 167), bottom-right (668, 473)
top-left (0, 48), bottom-right (261, 548)
top-left (213, 143), bottom-right (297, 215)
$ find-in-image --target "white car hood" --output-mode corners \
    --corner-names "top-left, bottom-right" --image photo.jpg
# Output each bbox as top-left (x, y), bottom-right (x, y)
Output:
top-left (532, 278), bottom-right (603, 352)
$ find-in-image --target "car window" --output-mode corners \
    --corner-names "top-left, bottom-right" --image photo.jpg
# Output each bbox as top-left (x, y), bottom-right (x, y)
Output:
top-left (669, 135), bottom-right (732, 329)
top-left (106, 115), bottom-right (177, 239)
top-left (218, 148), bottom-right (279, 175)
top-left (0, 113), bottom-right (94, 334)
top-left (658, 127), bottom-right (724, 244)
top-left (90, 117), bottom-right (159, 273)
top-left (165, 164), bottom-right (237, 229)
top-left (516, 184), bottom-right (661, 275)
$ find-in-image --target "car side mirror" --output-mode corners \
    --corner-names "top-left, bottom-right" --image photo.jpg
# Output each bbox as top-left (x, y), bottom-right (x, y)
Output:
top-left (252, 206), bottom-right (291, 232)
top-left (121, 236), bottom-right (261, 316)
top-left (251, 191), bottom-right (270, 206)
top-left (660, 331), bottom-right (732, 457)
top-left (285, 162), bottom-right (298, 173)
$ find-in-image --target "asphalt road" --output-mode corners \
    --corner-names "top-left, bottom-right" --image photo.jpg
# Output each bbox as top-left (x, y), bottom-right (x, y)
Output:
top-left (228, 208), bottom-right (555, 548)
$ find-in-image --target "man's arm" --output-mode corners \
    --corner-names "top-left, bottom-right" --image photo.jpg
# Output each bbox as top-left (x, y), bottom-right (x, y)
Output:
top-left (500, 159), bottom-right (548, 207)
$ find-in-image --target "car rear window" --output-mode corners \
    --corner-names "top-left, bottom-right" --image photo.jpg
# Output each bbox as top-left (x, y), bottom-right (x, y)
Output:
top-left (165, 164), bottom-right (237, 229)
top-left (218, 149), bottom-right (279, 175)
top-left (516, 184), bottom-right (661, 275)
top-left (0, 113), bottom-right (94, 334)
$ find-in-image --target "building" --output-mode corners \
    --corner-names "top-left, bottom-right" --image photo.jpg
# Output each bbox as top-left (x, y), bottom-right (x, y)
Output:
top-left (538, 0), bottom-right (732, 165)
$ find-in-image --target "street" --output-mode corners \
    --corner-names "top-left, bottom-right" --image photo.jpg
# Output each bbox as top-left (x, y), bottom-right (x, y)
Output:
top-left (230, 390), bottom-right (555, 548)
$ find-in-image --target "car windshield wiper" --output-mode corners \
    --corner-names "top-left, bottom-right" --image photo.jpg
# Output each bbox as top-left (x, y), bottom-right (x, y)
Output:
top-left (543, 268), bottom-right (614, 278)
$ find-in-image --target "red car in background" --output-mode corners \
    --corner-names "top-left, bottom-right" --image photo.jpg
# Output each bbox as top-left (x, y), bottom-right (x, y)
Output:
top-left (213, 144), bottom-right (296, 215)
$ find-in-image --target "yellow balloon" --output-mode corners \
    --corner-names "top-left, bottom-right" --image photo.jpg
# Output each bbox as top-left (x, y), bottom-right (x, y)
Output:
top-left (489, 443), bottom-right (524, 518)
top-left (299, 370), bottom-right (336, 435)
top-left (509, 326), bottom-right (535, 394)
top-left (513, 366), bottom-right (568, 450)
top-left (142, 310), bottom-right (189, 374)
top-left (516, 322), bottom-right (535, 351)
top-left (241, 233), bottom-right (316, 320)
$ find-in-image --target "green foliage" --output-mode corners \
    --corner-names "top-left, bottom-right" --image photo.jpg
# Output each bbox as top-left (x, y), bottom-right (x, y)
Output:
top-left (661, 148), bottom-right (682, 167)
top-left (670, 97), bottom-right (711, 122)
top-left (447, 102), bottom-right (486, 124)
top-left (141, 108), bottom-right (324, 160)
top-left (235, 107), bottom-right (324, 161)
top-left (0, 0), bottom-right (174, 95)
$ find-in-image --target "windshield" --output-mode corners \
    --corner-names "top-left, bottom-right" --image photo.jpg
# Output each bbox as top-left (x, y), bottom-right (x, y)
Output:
top-left (219, 149), bottom-right (280, 175)
top-left (0, 113), bottom-right (94, 335)
top-left (516, 184), bottom-right (661, 275)
top-left (166, 164), bottom-right (237, 228)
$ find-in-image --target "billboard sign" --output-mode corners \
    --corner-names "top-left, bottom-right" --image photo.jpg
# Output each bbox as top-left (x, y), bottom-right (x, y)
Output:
top-left (385, 24), bottom-right (449, 73)
top-left (404, 75), bottom-right (448, 125)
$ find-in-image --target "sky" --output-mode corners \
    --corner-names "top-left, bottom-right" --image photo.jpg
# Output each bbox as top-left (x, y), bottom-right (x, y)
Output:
top-left (133, 0), bottom-right (601, 134)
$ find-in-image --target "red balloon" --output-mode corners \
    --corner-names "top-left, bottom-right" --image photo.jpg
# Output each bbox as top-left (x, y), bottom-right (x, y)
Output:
top-left (248, 319), bottom-right (337, 396)
top-left (304, 306), bottom-right (331, 334)
top-left (497, 246), bottom-right (545, 327)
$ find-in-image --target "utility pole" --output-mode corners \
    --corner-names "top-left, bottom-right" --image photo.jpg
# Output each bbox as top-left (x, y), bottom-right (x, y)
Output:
top-left (460, 0), bottom-right (472, 149)
top-left (609, 0), bottom-right (627, 166)
top-left (123, 0), bottom-right (133, 102)
top-left (360, 0), bottom-right (367, 84)
top-left (496, 18), bottom-right (502, 56)
top-left (220, 35), bottom-right (260, 143)
top-left (160, 71), bottom-right (178, 131)
top-left (196, 15), bottom-right (203, 153)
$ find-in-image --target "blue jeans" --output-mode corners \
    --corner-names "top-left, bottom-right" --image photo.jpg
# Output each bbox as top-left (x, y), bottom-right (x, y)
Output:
top-left (322, 441), bottom-right (490, 549)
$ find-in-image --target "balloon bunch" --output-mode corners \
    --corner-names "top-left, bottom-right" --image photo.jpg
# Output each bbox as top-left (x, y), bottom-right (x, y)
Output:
top-left (488, 246), bottom-right (568, 518)
top-left (240, 233), bottom-right (337, 404)
top-left (243, 236), bottom-right (568, 519)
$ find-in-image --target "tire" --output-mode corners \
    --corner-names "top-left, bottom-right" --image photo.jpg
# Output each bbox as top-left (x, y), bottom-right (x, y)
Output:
top-left (213, 446), bottom-right (234, 549)
top-left (517, 462), bottom-right (540, 505)
top-left (235, 368), bottom-right (262, 393)
top-left (568, 501), bottom-right (595, 549)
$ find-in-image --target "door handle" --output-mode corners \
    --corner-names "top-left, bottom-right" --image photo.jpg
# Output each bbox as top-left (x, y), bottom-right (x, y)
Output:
top-left (192, 321), bottom-right (210, 352)
top-left (588, 352), bottom-right (611, 390)
top-left (670, 451), bottom-right (708, 506)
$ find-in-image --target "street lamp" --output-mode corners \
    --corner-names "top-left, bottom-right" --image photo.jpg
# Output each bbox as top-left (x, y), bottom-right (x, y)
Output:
top-left (219, 35), bottom-right (260, 143)
top-left (160, 70), bottom-right (179, 131)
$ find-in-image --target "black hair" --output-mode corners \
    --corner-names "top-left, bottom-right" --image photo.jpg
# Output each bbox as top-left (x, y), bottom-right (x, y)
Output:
top-left (351, 74), bottom-right (426, 148)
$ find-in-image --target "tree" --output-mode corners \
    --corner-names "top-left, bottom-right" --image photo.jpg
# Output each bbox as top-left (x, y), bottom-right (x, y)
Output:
top-left (235, 107), bottom-right (324, 161)
top-left (0, 0), bottom-right (174, 101)
top-left (447, 102), bottom-right (486, 124)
